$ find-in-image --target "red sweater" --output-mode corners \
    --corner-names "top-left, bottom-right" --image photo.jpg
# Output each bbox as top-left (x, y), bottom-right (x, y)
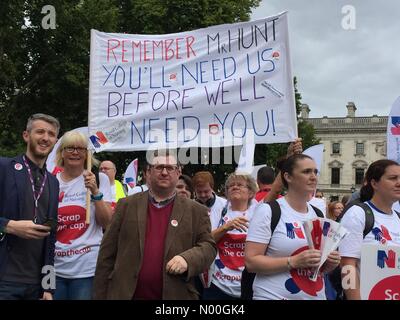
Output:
top-left (133, 200), bottom-right (174, 300)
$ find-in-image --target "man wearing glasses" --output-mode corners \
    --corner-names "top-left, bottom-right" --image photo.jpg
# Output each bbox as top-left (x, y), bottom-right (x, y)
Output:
top-left (0, 114), bottom-right (60, 300)
top-left (93, 149), bottom-right (217, 299)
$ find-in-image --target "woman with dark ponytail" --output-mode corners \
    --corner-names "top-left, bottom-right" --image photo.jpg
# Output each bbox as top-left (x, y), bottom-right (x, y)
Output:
top-left (339, 159), bottom-right (400, 300)
top-left (245, 154), bottom-right (341, 300)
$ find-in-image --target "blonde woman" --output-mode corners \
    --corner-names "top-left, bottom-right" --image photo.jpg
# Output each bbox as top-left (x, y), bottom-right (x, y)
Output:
top-left (326, 201), bottom-right (344, 221)
top-left (53, 131), bottom-right (112, 300)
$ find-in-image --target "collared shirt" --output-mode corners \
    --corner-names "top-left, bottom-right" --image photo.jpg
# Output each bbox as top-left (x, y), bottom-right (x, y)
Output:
top-left (148, 191), bottom-right (176, 208)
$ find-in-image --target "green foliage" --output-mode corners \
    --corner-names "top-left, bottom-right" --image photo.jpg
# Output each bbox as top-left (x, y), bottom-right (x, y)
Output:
top-left (1, 0), bottom-right (119, 148)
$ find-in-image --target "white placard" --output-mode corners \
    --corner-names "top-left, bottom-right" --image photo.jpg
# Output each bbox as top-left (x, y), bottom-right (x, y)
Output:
top-left (360, 243), bottom-right (400, 300)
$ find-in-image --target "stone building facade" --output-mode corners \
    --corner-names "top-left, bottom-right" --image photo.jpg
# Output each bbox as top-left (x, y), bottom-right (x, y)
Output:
top-left (301, 102), bottom-right (387, 201)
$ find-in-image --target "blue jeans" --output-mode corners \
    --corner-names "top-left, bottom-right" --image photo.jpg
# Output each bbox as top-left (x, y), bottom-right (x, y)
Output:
top-left (54, 276), bottom-right (93, 300)
top-left (0, 280), bottom-right (42, 300)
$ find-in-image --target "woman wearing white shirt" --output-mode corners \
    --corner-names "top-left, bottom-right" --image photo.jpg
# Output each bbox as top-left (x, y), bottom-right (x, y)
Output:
top-left (53, 131), bottom-right (113, 299)
top-left (339, 159), bottom-right (400, 300)
top-left (202, 173), bottom-right (257, 300)
top-left (245, 154), bottom-right (340, 300)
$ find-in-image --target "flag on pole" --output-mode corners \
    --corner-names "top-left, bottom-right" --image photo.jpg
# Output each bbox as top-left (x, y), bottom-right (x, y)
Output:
top-left (303, 144), bottom-right (324, 175)
top-left (124, 159), bottom-right (138, 188)
top-left (236, 143), bottom-right (256, 175)
top-left (387, 96), bottom-right (400, 162)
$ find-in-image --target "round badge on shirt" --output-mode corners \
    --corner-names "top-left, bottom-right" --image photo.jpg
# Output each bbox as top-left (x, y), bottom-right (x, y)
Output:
top-left (14, 163), bottom-right (23, 171)
top-left (171, 219), bottom-right (178, 227)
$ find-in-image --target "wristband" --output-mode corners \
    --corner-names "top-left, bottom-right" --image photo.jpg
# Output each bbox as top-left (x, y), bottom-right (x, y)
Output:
top-left (91, 192), bottom-right (104, 201)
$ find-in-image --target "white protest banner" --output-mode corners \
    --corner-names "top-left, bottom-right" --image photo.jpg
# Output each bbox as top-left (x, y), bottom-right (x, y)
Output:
top-left (303, 144), bottom-right (324, 175)
top-left (360, 244), bottom-right (400, 300)
top-left (88, 12), bottom-right (297, 152)
top-left (387, 96), bottom-right (400, 163)
top-left (123, 158), bottom-right (138, 188)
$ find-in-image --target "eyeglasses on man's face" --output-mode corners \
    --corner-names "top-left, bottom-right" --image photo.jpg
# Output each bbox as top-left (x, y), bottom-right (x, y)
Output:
top-left (151, 164), bottom-right (179, 173)
top-left (64, 146), bottom-right (87, 153)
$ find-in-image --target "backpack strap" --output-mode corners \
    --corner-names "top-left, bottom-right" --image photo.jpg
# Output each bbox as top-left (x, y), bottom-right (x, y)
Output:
top-left (353, 202), bottom-right (374, 238)
top-left (337, 201), bottom-right (374, 238)
top-left (241, 200), bottom-right (280, 300)
top-left (309, 204), bottom-right (324, 218)
top-left (267, 200), bottom-right (281, 234)
top-left (337, 199), bottom-right (361, 222)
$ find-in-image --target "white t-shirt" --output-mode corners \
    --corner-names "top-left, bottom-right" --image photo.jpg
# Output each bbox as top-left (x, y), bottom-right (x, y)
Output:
top-left (308, 197), bottom-right (326, 217)
top-left (246, 198), bottom-right (327, 300)
top-left (339, 201), bottom-right (400, 260)
top-left (208, 195), bottom-right (227, 218)
top-left (209, 203), bottom-right (256, 298)
top-left (55, 172), bottom-right (112, 278)
top-left (392, 201), bottom-right (400, 213)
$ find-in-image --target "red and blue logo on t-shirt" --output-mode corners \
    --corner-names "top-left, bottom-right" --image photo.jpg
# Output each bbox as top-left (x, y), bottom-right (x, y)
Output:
top-left (285, 222), bottom-right (305, 239)
top-left (372, 224), bottom-right (392, 244)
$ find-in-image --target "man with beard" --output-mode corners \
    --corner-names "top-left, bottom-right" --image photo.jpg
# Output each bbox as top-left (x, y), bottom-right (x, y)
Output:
top-left (0, 114), bottom-right (60, 300)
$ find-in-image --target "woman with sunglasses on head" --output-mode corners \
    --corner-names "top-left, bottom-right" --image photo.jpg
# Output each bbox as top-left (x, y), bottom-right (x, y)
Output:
top-left (202, 172), bottom-right (258, 300)
top-left (245, 154), bottom-right (341, 300)
top-left (339, 159), bottom-right (400, 300)
top-left (53, 131), bottom-right (113, 300)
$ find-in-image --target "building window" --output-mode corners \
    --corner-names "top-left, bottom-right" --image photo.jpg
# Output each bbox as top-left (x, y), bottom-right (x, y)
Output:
top-left (331, 168), bottom-right (340, 184)
top-left (330, 195), bottom-right (339, 202)
top-left (355, 168), bottom-right (364, 185)
top-left (356, 143), bottom-right (364, 155)
top-left (332, 143), bottom-right (340, 154)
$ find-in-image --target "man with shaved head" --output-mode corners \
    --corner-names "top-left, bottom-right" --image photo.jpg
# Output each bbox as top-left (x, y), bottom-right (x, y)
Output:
top-left (99, 160), bottom-right (126, 209)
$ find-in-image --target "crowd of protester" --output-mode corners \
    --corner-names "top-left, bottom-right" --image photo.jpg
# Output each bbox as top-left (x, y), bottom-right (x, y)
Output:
top-left (1, 113), bottom-right (400, 300)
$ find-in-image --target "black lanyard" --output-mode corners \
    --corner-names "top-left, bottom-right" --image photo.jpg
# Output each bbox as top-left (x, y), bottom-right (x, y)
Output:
top-left (23, 156), bottom-right (48, 220)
